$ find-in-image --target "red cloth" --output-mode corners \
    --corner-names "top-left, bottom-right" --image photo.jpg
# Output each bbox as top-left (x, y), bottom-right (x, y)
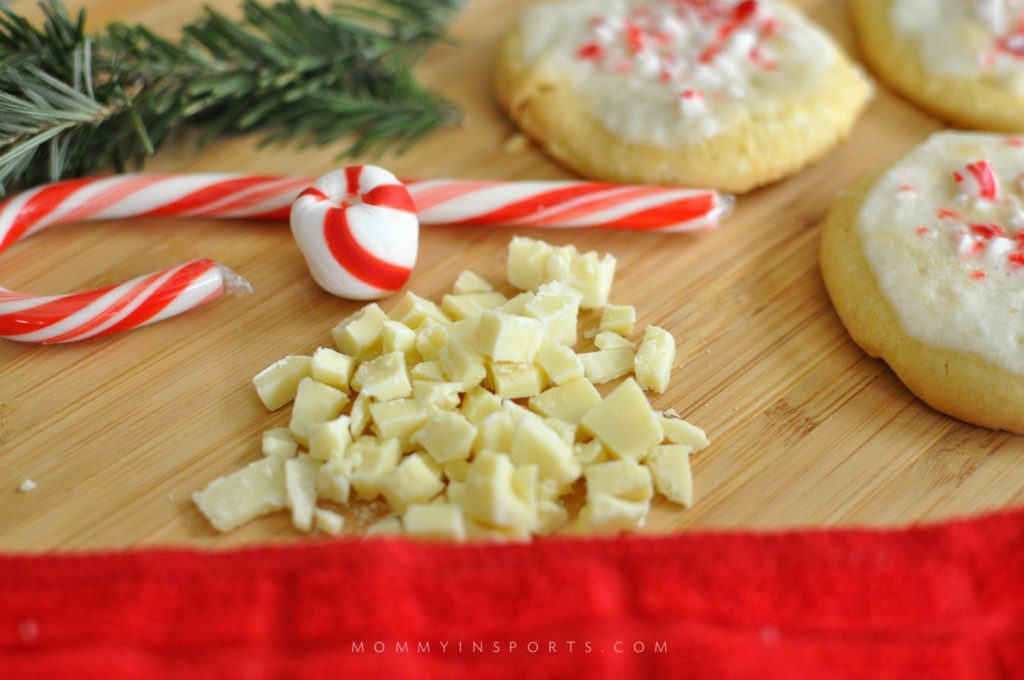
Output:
top-left (3, 509), bottom-right (1024, 679)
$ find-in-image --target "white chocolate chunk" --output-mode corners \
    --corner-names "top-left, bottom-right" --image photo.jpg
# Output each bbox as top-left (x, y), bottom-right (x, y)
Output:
top-left (368, 399), bottom-right (433, 452)
top-left (573, 439), bottom-right (607, 466)
top-left (309, 416), bottom-right (352, 463)
top-left (646, 444), bottom-right (694, 507)
top-left (569, 250), bottom-right (616, 309)
top-left (507, 236), bottom-right (555, 291)
top-left (412, 380), bottom-right (462, 410)
top-left (473, 311), bottom-right (545, 364)
top-left (414, 319), bottom-right (449, 362)
top-left (499, 291), bottom-right (536, 315)
top-left (450, 316), bottom-right (480, 344)
top-left (440, 337), bottom-right (487, 390)
top-left (453, 270), bottom-right (494, 294)
top-left (315, 508), bottom-right (345, 536)
top-left (332, 303), bottom-right (387, 357)
top-left (349, 437), bottom-right (401, 500)
top-left (579, 348), bottom-right (634, 385)
top-left (391, 291), bottom-right (450, 329)
top-left (544, 417), bottom-right (577, 448)
top-left (594, 331), bottom-right (634, 350)
top-left (289, 378), bottom-right (349, 446)
top-left (537, 340), bottom-right (584, 386)
top-left (461, 386), bottom-right (503, 425)
top-left (349, 392), bottom-right (371, 438)
top-left (253, 355), bottom-right (312, 411)
top-left (579, 493), bottom-right (649, 533)
top-left (352, 352), bottom-right (412, 401)
top-left (311, 347), bottom-right (355, 392)
top-left (660, 416), bottom-right (710, 451)
top-left (460, 452), bottom-right (537, 533)
top-left (443, 459), bottom-right (471, 484)
top-left (192, 457), bottom-right (287, 532)
top-left (509, 417), bottom-right (581, 486)
top-left (411, 360), bottom-right (445, 382)
top-left (525, 282), bottom-right (581, 346)
top-left (441, 292), bottom-right (508, 321)
top-left (381, 320), bottom-right (417, 358)
top-left (581, 379), bottom-right (662, 461)
top-left (262, 427), bottom-right (298, 459)
top-left (365, 516), bottom-right (403, 536)
top-left (635, 325), bottom-right (676, 394)
top-left (413, 411), bottom-right (477, 464)
top-left (285, 455), bottom-right (320, 532)
top-left (488, 362), bottom-right (546, 399)
top-left (528, 376), bottom-right (601, 425)
top-left (379, 454), bottom-right (445, 513)
top-left (402, 503), bottom-right (467, 541)
top-left (585, 459), bottom-right (653, 502)
top-left (475, 410), bottom-right (517, 454)
top-left (535, 499), bottom-right (569, 535)
top-left (600, 304), bottom-right (636, 336)
top-left (317, 458), bottom-right (352, 504)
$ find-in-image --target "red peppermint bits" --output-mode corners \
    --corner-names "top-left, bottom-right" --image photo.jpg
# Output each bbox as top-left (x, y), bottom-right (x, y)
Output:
top-left (970, 223), bottom-right (1006, 239)
top-left (915, 226), bottom-right (930, 236)
top-left (955, 160), bottom-right (1000, 202)
top-left (970, 270), bottom-right (987, 280)
top-left (1009, 252), bottom-right (1024, 267)
top-left (938, 207), bottom-right (961, 220)
top-left (733, 0), bottom-right (759, 23)
top-left (1006, 137), bottom-right (1024, 147)
top-left (577, 42), bottom-right (604, 60)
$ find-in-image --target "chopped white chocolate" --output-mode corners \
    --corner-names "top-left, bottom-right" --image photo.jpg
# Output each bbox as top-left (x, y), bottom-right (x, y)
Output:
top-left (412, 411), bottom-right (477, 464)
top-left (402, 503), bottom-right (467, 541)
top-left (443, 459), bottom-right (471, 484)
top-left (441, 292), bottom-right (508, 321)
top-left (599, 304), bottom-right (636, 336)
top-left (535, 498), bottom-right (569, 535)
top-left (289, 378), bottom-right (349, 446)
top-left (193, 457), bottom-right (287, 532)
top-left (509, 417), bottom-right (581, 486)
top-left (311, 348), bottom-right (355, 393)
top-left (446, 480), bottom-right (466, 504)
top-left (308, 416), bottom-right (352, 463)
top-left (453, 270), bottom-right (494, 294)
top-left (544, 417), bottom-right (577, 448)
top-left (499, 291), bottom-right (536, 316)
top-left (528, 376), bottom-right (601, 425)
top-left (585, 459), bottom-right (653, 502)
top-left (317, 458), bottom-right (352, 504)
top-left (381, 320), bottom-right (417, 358)
top-left (507, 236), bottom-right (555, 291)
top-left (439, 337), bottom-right (487, 390)
top-left (379, 454), bottom-right (445, 513)
top-left (460, 386), bottom-right (503, 425)
top-left (365, 516), bottom-right (403, 536)
top-left (594, 331), bottom-right (634, 350)
top-left (660, 416), bottom-right (710, 451)
top-left (635, 326), bottom-right (676, 394)
top-left (475, 410), bottom-right (517, 454)
top-left (646, 444), bottom-right (694, 507)
top-left (368, 399), bottom-right (433, 452)
top-left (332, 303), bottom-right (387, 357)
top-left (352, 352), bottom-right (412, 401)
top-left (524, 282), bottom-right (581, 346)
top-left (537, 340), bottom-right (584, 386)
top-left (315, 508), bottom-right (345, 536)
top-left (460, 452), bottom-right (537, 532)
top-left (285, 455), bottom-right (320, 532)
top-left (253, 355), bottom-right (312, 411)
top-left (573, 439), bottom-right (607, 466)
top-left (568, 250), bottom-right (616, 309)
top-left (488, 362), bottom-right (546, 400)
top-left (414, 319), bottom-right (449, 361)
top-left (349, 392), bottom-right (371, 438)
top-left (579, 493), bottom-right (649, 533)
top-left (581, 379), bottom-right (662, 461)
top-left (262, 427), bottom-right (298, 459)
top-left (473, 311), bottom-right (545, 364)
top-left (412, 380), bottom-right (462, 410)
top-left (579, 348), bottom-right (634, 385)
top-left (349, 437), bottom-right (401, 499)
top-left (391, 292), bottom-right (450, 329)
top-left (411, 360), bottom-right (445, 382)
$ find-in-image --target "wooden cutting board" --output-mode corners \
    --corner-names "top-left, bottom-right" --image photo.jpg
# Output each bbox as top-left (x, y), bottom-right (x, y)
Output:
top-left (3, 0), bottom-right (1023, 552)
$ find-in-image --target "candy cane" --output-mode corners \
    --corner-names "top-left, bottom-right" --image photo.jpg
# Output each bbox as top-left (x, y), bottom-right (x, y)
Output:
top-left (0, 169), bottom-right (732, 344)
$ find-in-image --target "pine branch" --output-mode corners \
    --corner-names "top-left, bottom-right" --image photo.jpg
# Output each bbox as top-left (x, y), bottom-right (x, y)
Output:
top-left (0, 0), bottom-right (462, 196)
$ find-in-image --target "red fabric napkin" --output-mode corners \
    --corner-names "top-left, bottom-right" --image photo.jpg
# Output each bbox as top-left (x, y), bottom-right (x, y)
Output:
top-left (3, 509), bottom-right (1024, 679)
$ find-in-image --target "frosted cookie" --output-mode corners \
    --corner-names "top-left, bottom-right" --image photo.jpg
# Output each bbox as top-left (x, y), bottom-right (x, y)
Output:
top-left (821, 131), bottom-right (1024, 433)
top-left (853, 0), bottom-right (1024, 132)
top-left (495, 0), bottom-right (871, 193)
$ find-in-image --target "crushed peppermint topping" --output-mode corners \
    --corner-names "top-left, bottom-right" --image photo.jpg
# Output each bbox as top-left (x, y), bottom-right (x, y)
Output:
top-left (974, 0), bottom-right (1024, 60)
top-left (573, 0), bottom-right (787, 116)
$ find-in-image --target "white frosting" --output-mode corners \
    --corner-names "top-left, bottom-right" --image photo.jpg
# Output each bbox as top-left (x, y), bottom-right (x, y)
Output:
top-left (891, 0), bottom-right (1024, 94)
top-left (519, 0), bottom-right (843, 145)
top-left (858, 131), bottom-right (1024, 374)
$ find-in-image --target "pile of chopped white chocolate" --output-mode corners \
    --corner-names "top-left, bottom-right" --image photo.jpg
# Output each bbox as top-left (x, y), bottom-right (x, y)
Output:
top-left (193, 236), bottom-right (709, 541)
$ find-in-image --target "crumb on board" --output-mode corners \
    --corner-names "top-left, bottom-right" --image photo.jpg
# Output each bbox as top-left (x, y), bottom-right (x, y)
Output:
top-left (18, 479), bottom-right (36, 493)
top-left (503, 133), bottom-right (531, 154)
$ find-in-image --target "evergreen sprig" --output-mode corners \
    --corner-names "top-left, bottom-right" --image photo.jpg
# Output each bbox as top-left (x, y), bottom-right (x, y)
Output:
top-left (0, 0), bottom-right (462, 196)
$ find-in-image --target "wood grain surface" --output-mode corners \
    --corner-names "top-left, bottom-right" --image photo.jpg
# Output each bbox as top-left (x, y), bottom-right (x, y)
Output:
top-left (3, 0), bottom-right (1022, 552)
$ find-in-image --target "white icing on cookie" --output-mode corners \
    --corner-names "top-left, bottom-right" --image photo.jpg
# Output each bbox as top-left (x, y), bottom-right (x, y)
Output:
top-left (518, 0), bottom-right (842, 145)
top-left (858, 132), bottom-right (1024, 374)
top-left (891, 0), bottom-right (1024, 94)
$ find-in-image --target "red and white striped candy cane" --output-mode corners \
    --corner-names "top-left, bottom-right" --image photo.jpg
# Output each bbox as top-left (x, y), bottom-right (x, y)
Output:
top-left (0, 170), bottom-right (731, 344)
